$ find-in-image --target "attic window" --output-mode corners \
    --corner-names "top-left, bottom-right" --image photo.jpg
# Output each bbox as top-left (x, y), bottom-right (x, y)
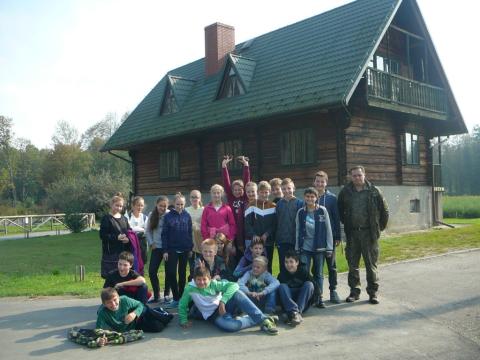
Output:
top-left (218, 66), bottom-right (245, 99)
top-left (160, 85), bottom-right (178, 115)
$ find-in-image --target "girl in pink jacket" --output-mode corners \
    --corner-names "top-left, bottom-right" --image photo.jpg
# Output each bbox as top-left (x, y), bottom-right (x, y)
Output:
top-left (201, 184), bottom-right (237, 242)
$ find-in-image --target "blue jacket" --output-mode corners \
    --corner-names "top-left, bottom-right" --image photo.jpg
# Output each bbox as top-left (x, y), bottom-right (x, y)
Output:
top-left (317, 190), bottom-right (341, 241)
top-left (161, 209), bottom-right (193, 252)
top-left (295, 205), bottom-right (333, 252)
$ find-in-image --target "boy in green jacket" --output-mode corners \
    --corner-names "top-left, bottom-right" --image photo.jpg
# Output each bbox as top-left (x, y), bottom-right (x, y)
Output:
top-left (178, 265), bottom-right (278, 334)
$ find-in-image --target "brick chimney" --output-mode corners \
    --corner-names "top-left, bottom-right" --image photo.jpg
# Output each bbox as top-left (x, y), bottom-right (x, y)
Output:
top-left (205, 22), bottom-right (235, 77)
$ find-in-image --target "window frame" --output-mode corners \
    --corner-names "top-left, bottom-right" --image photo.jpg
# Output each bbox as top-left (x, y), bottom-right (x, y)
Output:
top-left (403, 132), bottom-right (420, 166)
top-left (216, 139), bottom-right (244, 171)
top-left (159, 149), bottom-right (180, 180)
top-left (280, 128), bottom-right (315, 166)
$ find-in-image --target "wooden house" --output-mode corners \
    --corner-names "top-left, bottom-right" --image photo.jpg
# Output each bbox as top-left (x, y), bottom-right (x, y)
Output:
top-left (103, 0), bottom-right (467, 232)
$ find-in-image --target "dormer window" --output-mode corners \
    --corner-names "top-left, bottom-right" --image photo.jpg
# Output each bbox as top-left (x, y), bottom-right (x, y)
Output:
top-left (218, 66), bottom-right (245, 99)
top-left (160, 85), bottom-right (178, 115)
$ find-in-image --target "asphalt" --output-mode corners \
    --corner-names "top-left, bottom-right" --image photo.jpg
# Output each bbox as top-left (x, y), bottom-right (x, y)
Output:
top-left (0, 249), bottom-right (479, 360)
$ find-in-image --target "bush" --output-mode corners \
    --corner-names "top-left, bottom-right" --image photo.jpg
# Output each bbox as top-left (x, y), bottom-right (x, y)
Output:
top-left (64, 212), bottom-right (88, 233)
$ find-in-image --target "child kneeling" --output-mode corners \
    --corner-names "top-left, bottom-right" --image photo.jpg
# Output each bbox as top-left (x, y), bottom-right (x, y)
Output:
top-left (96, 288), bottom-right (172, 346)
top-left (277, 250), bottom-right (319, 326)
top-left (178, 265), bottom-right (278, 335)
top-left (238, 256), bottom-right (279, 315)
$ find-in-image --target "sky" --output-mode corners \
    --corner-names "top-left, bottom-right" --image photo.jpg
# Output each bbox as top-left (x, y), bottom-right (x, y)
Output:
top-left (0, 0), bottom-right (478, 149)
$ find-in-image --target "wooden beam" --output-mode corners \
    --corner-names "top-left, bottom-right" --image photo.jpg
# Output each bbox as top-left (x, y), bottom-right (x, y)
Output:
top-left (390, 24), bottom-right (424, 41)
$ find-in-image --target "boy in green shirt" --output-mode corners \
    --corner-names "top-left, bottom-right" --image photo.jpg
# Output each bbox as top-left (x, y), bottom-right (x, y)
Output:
top-left (96, 288), bottom-right (172, 346)
top-left (178, 266), bottom-right (278, 335)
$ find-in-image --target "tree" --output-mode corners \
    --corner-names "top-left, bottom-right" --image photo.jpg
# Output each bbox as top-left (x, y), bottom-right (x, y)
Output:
top-left (0, 116), bottom-right (17, 207)
top-left (51, 120), bottom-right (80, 146)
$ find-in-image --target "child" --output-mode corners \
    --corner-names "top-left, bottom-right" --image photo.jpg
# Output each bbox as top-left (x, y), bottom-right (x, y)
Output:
top-left (277, 250), bottom-right (318, 326)
top-left (195, 238), bottom-right (234, 281)
top-left (125, 196), bottom-right (148, 264)
top-left (222, 155), bottom-right (250, 257)
top-left (275, 178), bottom-right (303, 274)
top-left (296, 187), bottom-right (333, 308)
top-left (238, 256), bottom-right (279, 315)
top-left (214, 232), bottom-right (237, 274)
top-left (99, 193), bottom-right (131, 278)
top-left (269, 178), bottom-right (283, 204)
top-left (313, 170), bottom-right (342, 304)
top-left (96, 287), bottom-right (172, 345)
top-left (178, 265), bottom-right (278, 335)
top-left (145, 195), bottom-right (171, 303)
top-left (233, 237), bottom-right (266, 278)
top-left (162, 193), bottom-right (193, 308)
top-left (245, 180), bottom-right (276, 273)
top-left (186, 190), bottom-right (204, 278)
top-left (103, 251), bottom-right (148, 304)
top-left (245, 181), bottom-right (258, 203)
top-left (201, 184), bottom-right (237, 243)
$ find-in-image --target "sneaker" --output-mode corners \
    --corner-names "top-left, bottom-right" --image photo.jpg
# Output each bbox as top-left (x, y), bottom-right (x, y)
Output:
top-left (147, 297), bottom-right (160, 304)
top-left (260, 318), bottom-right (278, 335)
top-left (315, 298), bottom-right (326, 308)
top-left (163, 300), bottom-right (179, 309)
top-left (369, 294), bottom-right (379, 304)
top-left (330, 290), bottom-right (341, 304)
top-left (290, 311), bottom-right (302, 326)
top-left (267, 314), bottom-right (279, 324)
top-left (162, 297), bottom-right (173, 305)
top-left (346, 293), bottom-right (360, 303)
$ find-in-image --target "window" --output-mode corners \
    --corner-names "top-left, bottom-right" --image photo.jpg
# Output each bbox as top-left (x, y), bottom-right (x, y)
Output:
top-left (160, 85), bottom-right (178, 115)
top-left (217, 139), bottom-right (243, 170)
top-left (369, 55), bottom-right (400, 74)
top-left (281, 128), bottom-right (314, 165)
top-left (217, 66), bottom-right (245, 99)
top-left (410, 199), bottom-right (420, 213)
top-left (159, 150), bottom-right (179, 179)
top-left (404, 132), bottom-right (420, 165)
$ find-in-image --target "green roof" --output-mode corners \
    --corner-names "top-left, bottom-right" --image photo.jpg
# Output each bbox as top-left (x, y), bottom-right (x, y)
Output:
top-left (104, 0), bottom-right (402, 150)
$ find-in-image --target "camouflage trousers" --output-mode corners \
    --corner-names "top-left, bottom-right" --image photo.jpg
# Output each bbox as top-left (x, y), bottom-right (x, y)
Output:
top-left (68, 327), bottom-right (144, 348)
top-left (345, 229), bottom-right (379, 296)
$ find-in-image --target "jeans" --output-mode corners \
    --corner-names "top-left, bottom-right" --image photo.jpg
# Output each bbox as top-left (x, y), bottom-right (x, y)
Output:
top-left (118, 283), bottom-right (148, 304)
top-left (149, 248), bottom-right (170, 299)
top-left (300, 250), bottom-right (327, 296)
top-left (325, 249), bottom-right (338, 291)
top-left (165, 251), bottom-right (190, 301)
top-left (249, 291), bottom-right (277, 314)
top-left (212, 291), bottom-right (266, 332)
top-left (278, 282), bottom-right (314, 314)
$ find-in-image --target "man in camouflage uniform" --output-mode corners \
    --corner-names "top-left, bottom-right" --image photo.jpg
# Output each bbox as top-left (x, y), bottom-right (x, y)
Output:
top-left (338, 165), bottom-right (389, 304)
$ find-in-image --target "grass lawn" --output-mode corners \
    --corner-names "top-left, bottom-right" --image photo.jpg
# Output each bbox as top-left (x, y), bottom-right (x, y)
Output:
top-left (0, 220), bottom-right (479, 298)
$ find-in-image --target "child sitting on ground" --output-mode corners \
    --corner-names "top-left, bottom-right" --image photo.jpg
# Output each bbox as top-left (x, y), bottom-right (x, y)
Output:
top-left (195, 238), bottom-right (234, 281)
top-left (178, 265), bottom-right (278, 335)
top-left (103, 251), bottom-right (149, 304)
top-left (277, 250), bottom-right (319, 327)
top-left (233, 238), bottom-right (266, 279)
top-left (214, 232), bottom-right (237, 273)
top-left (96, 288), bottom-right (173, 346)
top-left (238, 256), bottom-right (280, 315)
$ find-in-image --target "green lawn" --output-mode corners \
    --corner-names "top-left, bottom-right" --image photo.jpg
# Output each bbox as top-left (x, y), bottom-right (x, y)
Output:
top-left (0, 222), bottom-right (479, 298)
top-left (443, 195), bottom-right (480, 218)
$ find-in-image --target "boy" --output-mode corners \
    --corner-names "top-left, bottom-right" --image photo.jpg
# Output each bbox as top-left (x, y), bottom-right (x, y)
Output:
top-left (275, 178), bottom-right (303, 274)
top-left (96, 288), bottom-right (172, 345)
top-left (277, 250), bottom-right (318, 326)
top-left (313, 170), bottom-right (342, 304)
top-left (238, 256), bottom-right (279, 315)
top-left (178, 265), bottom-right (278, 335)
top-left (244, 180), bottom-right (276, 273)
top-left (103, 251), bottom-right (148, 304)
top-left (296, 187), bottom-right (333, 308)
top-left (269, 178), bottom-right (283, 204)
top-left (233, 237), bottom-right (266, 278)
top-left (195, 238), bottom-right (234, 281)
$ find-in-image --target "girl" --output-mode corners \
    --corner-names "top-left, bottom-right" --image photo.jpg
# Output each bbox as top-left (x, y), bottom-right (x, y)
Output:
top-left (214, 232), bottom-right (237, 274)
top-left (185, 190), bottom-right (204, 277)
top-left (201, 184), bottom-right (237, 243)
top-left (222, 155), bottom-right (250, 257)
top-left (162, 193), bottom-right (193, 308)
top-left (145, 196), bottom-right (171, 303)
top-left (99, 193), bottom-right (131, 279)
top-left (126, 196), bottom-right (148, 264)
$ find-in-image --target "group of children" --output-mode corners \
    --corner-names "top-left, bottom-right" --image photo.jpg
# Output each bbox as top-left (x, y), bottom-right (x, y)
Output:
top-left (96, 155), bottom-right (342, 343)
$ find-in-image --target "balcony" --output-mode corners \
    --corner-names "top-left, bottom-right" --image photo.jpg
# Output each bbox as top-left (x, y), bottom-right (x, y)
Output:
top-left (366, 68), bottom-right (448, 120)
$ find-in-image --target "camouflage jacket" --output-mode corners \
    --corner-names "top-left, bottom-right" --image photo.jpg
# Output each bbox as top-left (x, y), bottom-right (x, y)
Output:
top-left (68, 327), bottom-right (143, 348)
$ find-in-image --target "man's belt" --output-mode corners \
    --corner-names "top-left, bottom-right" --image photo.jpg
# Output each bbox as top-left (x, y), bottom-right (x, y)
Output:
top-left (350, 226), bottom-right (369, 231)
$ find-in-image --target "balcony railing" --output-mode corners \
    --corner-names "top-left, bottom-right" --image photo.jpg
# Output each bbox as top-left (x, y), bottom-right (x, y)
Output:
top-left (367, 68), bottom-right (447, 115)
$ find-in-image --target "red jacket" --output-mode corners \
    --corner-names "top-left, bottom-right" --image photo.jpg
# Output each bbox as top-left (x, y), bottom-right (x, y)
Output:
top-left (201, 203), bottom-right (237, 241)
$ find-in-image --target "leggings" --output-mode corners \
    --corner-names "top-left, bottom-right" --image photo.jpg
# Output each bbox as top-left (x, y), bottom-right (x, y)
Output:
top-left (165, 251), bottom-right (190, 301)
top-left (149, 248), bottom-right (171, 299)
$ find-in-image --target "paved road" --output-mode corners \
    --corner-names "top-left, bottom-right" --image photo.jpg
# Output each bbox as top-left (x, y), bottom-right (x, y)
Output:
top-left (0, 250), bottom-right (478, 360)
